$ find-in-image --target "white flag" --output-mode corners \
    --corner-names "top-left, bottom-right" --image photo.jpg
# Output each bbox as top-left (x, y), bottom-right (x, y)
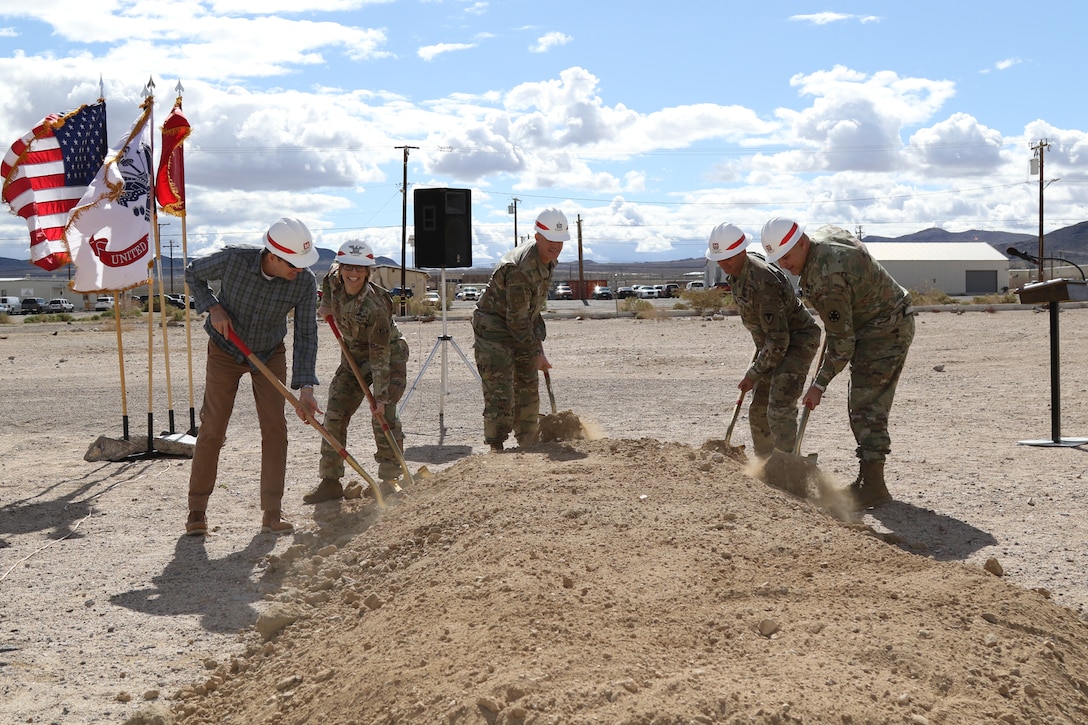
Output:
top-left (64, 101), bottom-right (154, 293)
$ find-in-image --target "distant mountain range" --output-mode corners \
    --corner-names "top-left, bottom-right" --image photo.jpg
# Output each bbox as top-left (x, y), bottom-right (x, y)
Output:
top-left (3, 223), bottom-right (1087, 280)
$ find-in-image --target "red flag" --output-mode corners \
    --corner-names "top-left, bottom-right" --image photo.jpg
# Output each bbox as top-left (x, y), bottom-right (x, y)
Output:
top-left (1, 101), bottom-right (108, 271)
top-left (155, 98), bottom-right (189, 216)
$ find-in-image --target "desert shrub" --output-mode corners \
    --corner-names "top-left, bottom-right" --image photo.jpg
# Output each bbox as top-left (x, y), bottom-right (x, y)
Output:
top-left (970, 292), bottom-right (1018, 305)
top-left (681, 288), bottom-right (731, 316)
top-left (405, 297), bottom-right (441, 316)
top-left (619, 297), bottom-right (652, 314)
top-left (0, 312), bottom-right (9, 324)
top-left (909, 288), bottom-right (955, 305)
top-left (23, 313), bottom-right (75, 323)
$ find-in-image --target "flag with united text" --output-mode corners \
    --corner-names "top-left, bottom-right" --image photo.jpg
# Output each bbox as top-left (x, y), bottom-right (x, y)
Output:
top-left (155, 97), bottom-right (189, 216)
top-left (64, 99), bottom-right (154, 293)
top-left (1, 101), bottom-right (108, 271)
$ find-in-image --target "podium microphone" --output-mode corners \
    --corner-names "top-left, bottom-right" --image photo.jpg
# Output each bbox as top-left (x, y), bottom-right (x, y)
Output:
top-left (1007, 247), bottom-right (1040, 265)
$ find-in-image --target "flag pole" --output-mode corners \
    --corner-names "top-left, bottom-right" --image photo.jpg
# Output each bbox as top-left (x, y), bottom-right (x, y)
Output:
top-left (146, 82), bottom-right (180, 438)
top-left (142, 79), bottom-right (157, 452)
top-left (173, 82), bottom-right (197, 436)
top-left (111, 296), bottom-right (130, 440)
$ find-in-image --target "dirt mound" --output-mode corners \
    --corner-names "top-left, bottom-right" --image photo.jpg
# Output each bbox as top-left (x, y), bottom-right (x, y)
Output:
top-left (166, 439), bottom-right (1088, 725)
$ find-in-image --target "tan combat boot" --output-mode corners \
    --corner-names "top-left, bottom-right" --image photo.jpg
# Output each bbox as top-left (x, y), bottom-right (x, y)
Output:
top-left (849, 460), bottom-right (892, 510)
top-left (302, 477), bottom-right (344, 504)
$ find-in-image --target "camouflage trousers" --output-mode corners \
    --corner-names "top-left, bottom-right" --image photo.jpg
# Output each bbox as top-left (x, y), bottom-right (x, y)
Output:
top-left (319, 340), bottom-right (408, 482)
top-left (472, 334), bottom-right (539, 446)
top-left (848, 315), bottom-right (915, 462)
top-left (749, 336), bottom-right (820, 457)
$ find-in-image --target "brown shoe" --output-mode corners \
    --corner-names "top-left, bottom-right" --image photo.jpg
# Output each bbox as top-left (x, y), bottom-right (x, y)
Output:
top-left (302, 478), bottom-right (344, 504)
top-left (185, 511), bottom-right (207, 536)
top-left (261, 511), bottom-right (294, 535)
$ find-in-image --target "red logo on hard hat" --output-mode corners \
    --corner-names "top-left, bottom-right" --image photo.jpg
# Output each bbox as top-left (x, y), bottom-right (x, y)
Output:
top-left (776, 223), bottom-right (798, 248)
top-left (726, 234), bottom-right (745, 250)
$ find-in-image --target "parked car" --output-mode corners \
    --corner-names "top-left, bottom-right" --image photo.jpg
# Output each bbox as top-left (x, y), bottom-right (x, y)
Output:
top-left (20, 297), bottom-right (46, 314)
top-left (94, 296), bottom-right (114, 312)
top-left (0, 301), bottom-right (11, 315)
top-left (592, 285), bottom-right (613, 300)
top-left (636, 285), bottom-right (658, 299)
top-left (455, 286), bottom-right (479, 301)
top-left (685, 281), bottom-right (706, 291)
top-left (423, 291), bottom-right (441, 305)
top-left (45, 298), bottom-right (74, 313)
top-left (554, 284), bottom-right (573, 300)
top-left (0, 296), bottom-right (22, 314)
top-left (652, 284), bottom-right (667, 298)
top-left (390, 286), bottom-right (414, 299)
top-left (663, 283), bottom-right (680, 298)
top-left (712, 282), bottom-right (732, 292)
top-left (616, 286), bottom-right (637, 299)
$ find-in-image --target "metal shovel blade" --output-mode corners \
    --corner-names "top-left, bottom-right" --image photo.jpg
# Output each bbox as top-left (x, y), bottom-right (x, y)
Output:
top-left (762, 407), bottom-right (818, 498)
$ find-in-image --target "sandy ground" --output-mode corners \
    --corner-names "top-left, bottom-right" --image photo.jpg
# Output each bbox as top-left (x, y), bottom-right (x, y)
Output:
top-left (2, 303), bottom-right (1088, 724)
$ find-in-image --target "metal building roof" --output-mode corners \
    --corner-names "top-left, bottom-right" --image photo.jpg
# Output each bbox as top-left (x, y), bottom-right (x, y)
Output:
top-left (863, 242), bottom-right (1007, 262)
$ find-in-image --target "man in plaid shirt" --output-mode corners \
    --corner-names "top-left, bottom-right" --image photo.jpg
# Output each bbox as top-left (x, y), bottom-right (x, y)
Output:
top-left (183, 217), bottom-right (322, 536)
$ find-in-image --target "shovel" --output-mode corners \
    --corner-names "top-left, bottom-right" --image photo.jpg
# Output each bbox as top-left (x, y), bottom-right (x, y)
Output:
top-left (325, 315), bottom-right (433, 492)
top-left (723, 349), bottom-right (760, 452)
top-left (543, 369), bottom-right (558, 414)
top-left (762, 340), bottom-right (826, 498)
top-left (226, 328), bottom-right (386, 508)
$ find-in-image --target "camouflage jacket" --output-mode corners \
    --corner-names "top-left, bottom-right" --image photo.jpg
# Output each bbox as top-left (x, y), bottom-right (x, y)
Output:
top-left (321, 270), bottom-right (404, 402)
top-left (729, 253), bottom-right (820, 380)
top-left (798, 225), bottom-right (912, 389)
top-left (472, 242), bottom-right (555, 354)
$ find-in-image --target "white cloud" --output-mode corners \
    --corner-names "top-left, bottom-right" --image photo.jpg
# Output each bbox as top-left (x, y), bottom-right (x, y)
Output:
top-left (789, 13), bottom-right (881, 25)
top-left (418, 42), bottom-right (476, 61)
top-left (530, 31), bottom-right (572, 53)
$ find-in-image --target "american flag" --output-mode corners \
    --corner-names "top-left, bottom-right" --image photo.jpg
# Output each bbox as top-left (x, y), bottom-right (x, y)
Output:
top-left (1, 101), bottom-right (108, 271)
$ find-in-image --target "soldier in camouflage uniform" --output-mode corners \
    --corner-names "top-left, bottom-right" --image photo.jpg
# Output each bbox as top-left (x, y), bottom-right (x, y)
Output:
top-left (302, 240), bottom-right (409, 503)
top-left (706, 223), bottom-right (821, 457)
top-left (762, 217), bottom-right (915, 509)
top-left (472, 208), bottom-right (570, 451)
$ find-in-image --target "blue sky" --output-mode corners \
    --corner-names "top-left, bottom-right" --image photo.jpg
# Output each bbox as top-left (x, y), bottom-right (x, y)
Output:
top-left (2, 1), bottom-right (1087, 267)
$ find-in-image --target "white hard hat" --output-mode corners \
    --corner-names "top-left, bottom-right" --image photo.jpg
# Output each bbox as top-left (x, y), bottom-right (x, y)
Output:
top-left (534, 208), bottom-right (571, 242)
top-left (265, 217), bottom-right (319, 267)
top-left (336, 240), bottom-right (376, 266)
top-left (761, 217), bottom-right (805, 263)
top-left (705, 223), bottom-right (749, 261)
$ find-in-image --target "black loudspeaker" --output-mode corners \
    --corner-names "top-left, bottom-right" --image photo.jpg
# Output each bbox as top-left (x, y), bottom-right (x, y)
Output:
top-left (413, 187), bottom-right (472, 268)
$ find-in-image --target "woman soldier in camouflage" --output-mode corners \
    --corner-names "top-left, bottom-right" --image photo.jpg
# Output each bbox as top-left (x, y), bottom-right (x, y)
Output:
top-left (303, 240), bottom-right (409, 503)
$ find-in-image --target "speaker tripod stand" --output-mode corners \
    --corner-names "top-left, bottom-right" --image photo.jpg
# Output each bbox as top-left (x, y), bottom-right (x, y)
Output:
top-left (399, 267), bottom-right (481, 442)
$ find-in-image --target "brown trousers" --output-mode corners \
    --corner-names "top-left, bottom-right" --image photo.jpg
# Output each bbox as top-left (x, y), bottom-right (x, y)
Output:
top-left (188, 341), bottom-right (288, 513)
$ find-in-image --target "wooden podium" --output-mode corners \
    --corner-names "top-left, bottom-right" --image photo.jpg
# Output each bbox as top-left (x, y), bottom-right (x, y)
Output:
top-left (1015, 279), bottom-right (1088, 447)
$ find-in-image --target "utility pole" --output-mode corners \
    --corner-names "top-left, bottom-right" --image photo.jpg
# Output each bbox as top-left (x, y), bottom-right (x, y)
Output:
top-left (395, 144), bottom-right (418, 316)
top-left (163, 236), bottom-right (180, 294)
top-left (157, 220), bottom-right (171, 294)
top-left (1031, 139), bottom-right (1051, 283)
top-left (576, 215), bottom-right (585, 302)
top-left (508, 197), bottom-right (521, 247)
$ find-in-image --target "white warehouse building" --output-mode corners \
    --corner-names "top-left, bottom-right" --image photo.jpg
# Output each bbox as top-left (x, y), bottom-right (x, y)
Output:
top-left (706, 242), bottom-right (1009, 296)
top-left (864, 242), bottom-right (1009, 296)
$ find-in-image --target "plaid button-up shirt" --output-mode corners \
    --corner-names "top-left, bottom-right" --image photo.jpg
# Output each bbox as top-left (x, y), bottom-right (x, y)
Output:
top-left (186, 246), bottom-right (319, 389)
